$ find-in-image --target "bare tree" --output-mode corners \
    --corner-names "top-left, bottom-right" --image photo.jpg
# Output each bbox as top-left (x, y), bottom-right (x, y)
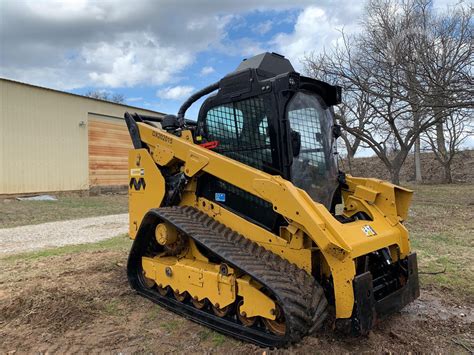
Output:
top-left (420, 4), bottom-right (473, 182)
top-left (305, 0), bottom-right (473, 184)
top-left (111, 93), bottom-right (126, 103)
top-left (422, 109), bottom-right (473, 183)
top-left (305, 57), bottom-right (375, 172)
top-left (306, 2), bottom-right (425, 184)
top-left (84, 90), bottom-right (126, 104)
top-left (337, 92), bottom-right (376, 172)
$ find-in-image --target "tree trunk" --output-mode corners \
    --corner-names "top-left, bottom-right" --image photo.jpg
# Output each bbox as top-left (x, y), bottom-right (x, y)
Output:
top-left (436, 121), bottom-right (448, 158)
top-left (388, 150), bottom-right (408, 185)
top-left (390, 168), bottom-right (401, 185)
top-left (346, 148), bottom-right (355, 173)
top-left (346, 155), bottom-right (353, 173)
top-left (435, 121), bottom-right (453, 183)
top-left (443, 162), bottom-right (453, 183)
top-left (414, 137), bottom-right (423, 183)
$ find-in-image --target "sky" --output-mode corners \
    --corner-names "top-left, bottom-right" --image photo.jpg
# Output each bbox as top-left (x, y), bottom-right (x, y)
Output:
top-left (0, 0), bottom-right (465, 122)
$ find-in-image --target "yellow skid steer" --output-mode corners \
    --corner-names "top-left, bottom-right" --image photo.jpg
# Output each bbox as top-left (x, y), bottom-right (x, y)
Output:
top-left (124, 52), bottom-right (419, 347)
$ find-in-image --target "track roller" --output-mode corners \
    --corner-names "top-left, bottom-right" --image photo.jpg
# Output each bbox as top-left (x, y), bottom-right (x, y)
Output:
top-left (237, 299), bottom-right (257, 327)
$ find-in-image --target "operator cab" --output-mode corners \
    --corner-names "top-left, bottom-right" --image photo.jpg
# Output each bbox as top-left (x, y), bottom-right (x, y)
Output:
top-left (192, 52), bottom-right (342, 231)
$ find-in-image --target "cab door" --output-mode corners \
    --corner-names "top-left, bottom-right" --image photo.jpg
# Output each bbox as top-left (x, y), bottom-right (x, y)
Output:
top-left (195, 96), bottom-right (282, 231)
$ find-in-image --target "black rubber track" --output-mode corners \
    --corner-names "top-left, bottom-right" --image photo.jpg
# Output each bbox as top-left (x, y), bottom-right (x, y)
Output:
top-left (127, 206), bottom-right (328, 347)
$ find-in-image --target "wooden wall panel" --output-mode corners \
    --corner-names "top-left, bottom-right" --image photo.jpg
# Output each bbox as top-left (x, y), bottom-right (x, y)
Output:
top-left (88, 117), bottom-right (132, 186)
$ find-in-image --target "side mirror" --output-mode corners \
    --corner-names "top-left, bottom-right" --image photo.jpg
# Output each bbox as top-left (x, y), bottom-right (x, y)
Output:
top-left (291, 130), bottom-right (301, 157)
top-left (332, 124), bottom-right (342, 139)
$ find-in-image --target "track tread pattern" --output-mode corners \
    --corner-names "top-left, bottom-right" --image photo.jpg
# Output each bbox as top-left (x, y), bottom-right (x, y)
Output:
top-left (128, 206), bottom-right (328, 347)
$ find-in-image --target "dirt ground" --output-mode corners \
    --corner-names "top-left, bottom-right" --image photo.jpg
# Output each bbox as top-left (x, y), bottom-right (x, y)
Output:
top-left (1, 184), bottom-right (472, 353)
top-left (1, 246), bottom-right (472, 354)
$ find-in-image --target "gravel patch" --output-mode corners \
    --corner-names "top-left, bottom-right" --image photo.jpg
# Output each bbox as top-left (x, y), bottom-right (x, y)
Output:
top-left (0, 214), bottom-right (128, 256)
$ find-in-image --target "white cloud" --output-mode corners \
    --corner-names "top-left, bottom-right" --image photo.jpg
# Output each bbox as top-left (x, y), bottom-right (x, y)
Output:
top-left (24, 0), bottom-right (106, 21)
top-left (4, 0), bottom-right (448, 89)
top-left (215, 37), bottom-right (266, 58)
top-left (254, 20), bottom-right (273, 35)
top-left (3, 0), bottom-right (362, 90)
top-left (83, 34), bottom-right (194, 88)
top-left (157, 85), bottom-right (195, 100)
top-left (271, 6), bottom-right (361, 71)
top-left (0, 0), bottom-right (234, 89)
top-left (200, 66), bottom-right (215, 76)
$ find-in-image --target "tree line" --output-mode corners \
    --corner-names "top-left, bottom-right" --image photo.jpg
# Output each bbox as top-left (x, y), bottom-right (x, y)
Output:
top-left (305, 0), bottom-right (473, 184)
top-left (84, 90), bottom-right (126, 104)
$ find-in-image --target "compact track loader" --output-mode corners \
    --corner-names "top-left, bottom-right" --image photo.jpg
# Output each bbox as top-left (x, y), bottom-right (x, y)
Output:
top-left (124, 52), bottom-right (419, 347)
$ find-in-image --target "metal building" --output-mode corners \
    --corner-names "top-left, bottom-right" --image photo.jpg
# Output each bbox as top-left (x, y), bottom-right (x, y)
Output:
top-left (0, 78), bottom-right (164, 194)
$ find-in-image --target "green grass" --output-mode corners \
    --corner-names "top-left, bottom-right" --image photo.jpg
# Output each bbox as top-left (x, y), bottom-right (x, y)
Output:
top-left (0, 234), bottom-right (131, 263)
top-left (405, 183), bottom-right (474, 206)
top-left (406, 184), bottom-right (474, 300)
top-left (211, 333), bottom-right (227, 347)
top-left (197, 329), bottom-right (232, 347)
top-left (103, 300), bottom-right (124, 316)
top-left (145, 306), bottom-right (161, 321)
top-left (0, 194), bottom-right (128, 228)
top-left (198, 329), bottom-right (212, 342)
top-left (160, 320), bottom-right (181, 333)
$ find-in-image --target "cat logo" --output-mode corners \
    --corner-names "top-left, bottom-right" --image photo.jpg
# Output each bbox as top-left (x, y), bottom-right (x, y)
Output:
top-left (129, 177), bottom-right (146, 191)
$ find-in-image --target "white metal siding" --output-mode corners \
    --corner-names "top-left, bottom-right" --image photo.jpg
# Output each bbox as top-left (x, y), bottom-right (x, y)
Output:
top-left (0, 83), bottom-right (4, 194)
top-left (0, 79), bottom-right (162, 194)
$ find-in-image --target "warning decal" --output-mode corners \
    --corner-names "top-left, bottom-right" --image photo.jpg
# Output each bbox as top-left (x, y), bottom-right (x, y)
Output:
top-left (362, 225), bottom-right (377, 237)
top-left (130, 168), bottom-right (145, 177)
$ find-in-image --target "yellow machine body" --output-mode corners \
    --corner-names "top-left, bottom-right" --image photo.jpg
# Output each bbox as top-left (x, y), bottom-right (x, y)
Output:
top-left (124, 52), bottom-right (419, 347)
top-left (128, 124), bottom-right (414, 320)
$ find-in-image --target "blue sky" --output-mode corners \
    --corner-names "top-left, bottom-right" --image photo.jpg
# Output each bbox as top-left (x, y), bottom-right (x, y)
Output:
top-left (85, 9), bottom-right (302, 118)
top-left (96, 9), bottom-right (302, 118)
top-left (0, 0), bottom-right (466, 124)
top-left (0, 1), bottom-right (365, 119)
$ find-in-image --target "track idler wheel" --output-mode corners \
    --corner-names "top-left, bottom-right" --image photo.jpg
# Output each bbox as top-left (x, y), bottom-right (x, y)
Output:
top-left (237, 300), bottom-right (257, 327)
top-left (263, 305), bottom-right (286, 336)
top-left (155, 223), bottom-right (188, 256)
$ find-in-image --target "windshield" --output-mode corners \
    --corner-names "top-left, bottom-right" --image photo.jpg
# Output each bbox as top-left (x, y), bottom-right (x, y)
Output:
top-left (287, 91), bottom-right (338, 209)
